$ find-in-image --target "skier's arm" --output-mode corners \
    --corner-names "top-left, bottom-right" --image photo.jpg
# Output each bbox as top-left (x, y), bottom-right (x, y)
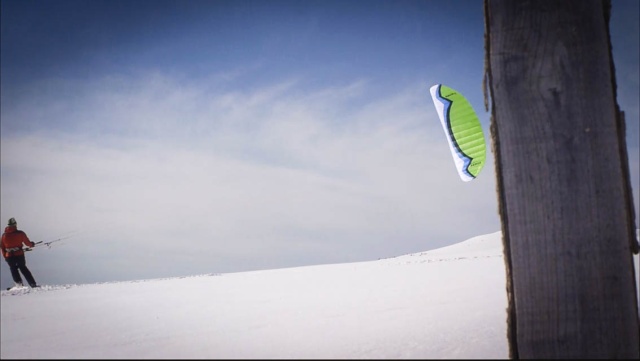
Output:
top-left (22, 232), bottom-right (35, 248)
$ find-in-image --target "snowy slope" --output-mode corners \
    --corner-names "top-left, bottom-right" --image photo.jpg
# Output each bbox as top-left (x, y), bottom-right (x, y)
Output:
top-left (0, 231), bottom-right (508, 359)
top-left (1, 230), bottom-right (638, 359)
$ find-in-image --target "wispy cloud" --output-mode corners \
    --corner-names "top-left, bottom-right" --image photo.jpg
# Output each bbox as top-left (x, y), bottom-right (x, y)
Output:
top-left (1, 72), bottom-right (499, 283)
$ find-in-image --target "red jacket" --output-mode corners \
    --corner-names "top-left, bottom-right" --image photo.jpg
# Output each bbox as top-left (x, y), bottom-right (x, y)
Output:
top-left (1, 225), bottom-right (35, 259)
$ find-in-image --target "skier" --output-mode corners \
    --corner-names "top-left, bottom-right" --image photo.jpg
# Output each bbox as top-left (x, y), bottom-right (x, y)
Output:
top-left (1, 218), bottom-right (38, 288)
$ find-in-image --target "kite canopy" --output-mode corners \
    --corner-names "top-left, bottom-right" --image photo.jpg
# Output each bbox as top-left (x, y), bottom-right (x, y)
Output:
top-left (429, 84), bottom-right (486, 182)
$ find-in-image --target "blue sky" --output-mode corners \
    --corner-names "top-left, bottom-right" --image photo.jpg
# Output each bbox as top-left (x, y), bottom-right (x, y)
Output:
top-left (1, 0), bottom-right (638, 289)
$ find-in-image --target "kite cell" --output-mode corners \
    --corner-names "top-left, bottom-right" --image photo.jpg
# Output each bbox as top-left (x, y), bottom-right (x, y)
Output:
top-left (429, 84), bottom-right (486, 182)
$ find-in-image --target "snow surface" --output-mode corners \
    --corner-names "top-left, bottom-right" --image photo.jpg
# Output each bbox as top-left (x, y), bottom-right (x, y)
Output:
top-left (1, 231), bottom-right (638, 359)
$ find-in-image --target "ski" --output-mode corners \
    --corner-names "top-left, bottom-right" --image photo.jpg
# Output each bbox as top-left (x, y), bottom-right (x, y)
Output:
top-left (5, 285), bottom-right (38, 291)
top-left (6, 286), bottom-right (27, 291)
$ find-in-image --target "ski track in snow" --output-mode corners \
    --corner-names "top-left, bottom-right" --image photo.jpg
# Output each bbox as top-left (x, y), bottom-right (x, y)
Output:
top-left (2, 232), bottom-right (505, 297)
top-left (1, 273), bottom-right (224, 297)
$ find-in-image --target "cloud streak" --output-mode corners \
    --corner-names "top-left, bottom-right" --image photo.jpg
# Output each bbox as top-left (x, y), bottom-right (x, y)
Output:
top-left (1, 72), bottom-right (500, 286)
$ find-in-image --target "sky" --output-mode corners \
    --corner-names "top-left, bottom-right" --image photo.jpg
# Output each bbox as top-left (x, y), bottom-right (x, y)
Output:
top-left (1, 0), bottom-right (638, 290)
top-left (2, 231), bottom-right (638, 359)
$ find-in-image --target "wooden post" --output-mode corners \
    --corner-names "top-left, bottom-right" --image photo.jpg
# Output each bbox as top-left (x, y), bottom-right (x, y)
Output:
top-left (483, 0), bottom-right (640, 358)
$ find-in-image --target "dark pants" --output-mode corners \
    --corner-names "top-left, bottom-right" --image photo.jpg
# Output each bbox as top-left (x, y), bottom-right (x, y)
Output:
top-left (4, 254), bottom-right (37, 287)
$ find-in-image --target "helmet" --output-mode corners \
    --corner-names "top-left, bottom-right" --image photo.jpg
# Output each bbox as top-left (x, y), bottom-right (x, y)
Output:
top-left (8, 218), bottom-right (17, 226)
